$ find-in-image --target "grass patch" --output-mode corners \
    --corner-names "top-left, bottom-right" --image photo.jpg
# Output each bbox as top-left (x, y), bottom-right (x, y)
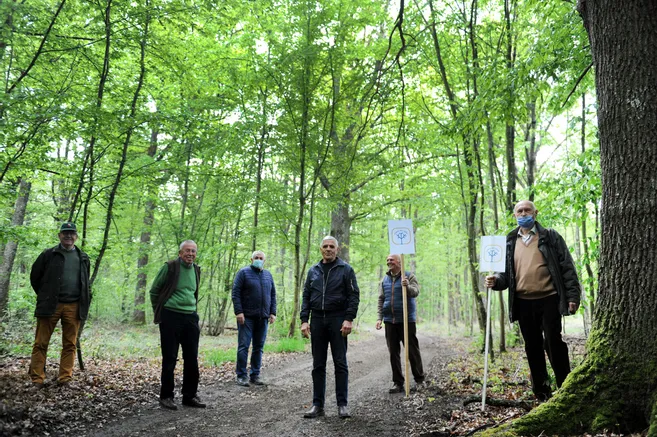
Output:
top-left (202, 347), bottom-right (236, 366)
top-left (264, 336), bottom-right (306, 353)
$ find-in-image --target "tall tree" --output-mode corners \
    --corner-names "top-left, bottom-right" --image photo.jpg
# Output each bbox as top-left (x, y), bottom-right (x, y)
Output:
top-left (491, 0), bottom-right (657, 434)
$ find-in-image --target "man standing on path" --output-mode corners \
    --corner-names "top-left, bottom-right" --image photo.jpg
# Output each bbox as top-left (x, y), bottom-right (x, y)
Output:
top-left (232, 250), bottom-right (277, 387)
top-left (28, 222), bottom-right (91, 389)
top-left (300, 236), bottom-right (360, 419)
top-left (150, 240), bottom-right (206, 410)
top-left (375, 254), bottom-right (425, 393)
top-left (485, 200), bottom-right (581, 400)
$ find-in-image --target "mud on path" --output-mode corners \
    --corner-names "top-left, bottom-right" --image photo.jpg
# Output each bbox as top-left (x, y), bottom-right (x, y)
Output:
top-left (93, 331), bottom-right (466, 437)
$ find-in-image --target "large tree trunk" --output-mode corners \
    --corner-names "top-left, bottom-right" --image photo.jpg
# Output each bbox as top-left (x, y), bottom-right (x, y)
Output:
top-left (0, 178), bottom-right (31, 317)
top-left (499, 1), bottom-right (657, 435)
top-left (330, 201), bottom-right (351, 263)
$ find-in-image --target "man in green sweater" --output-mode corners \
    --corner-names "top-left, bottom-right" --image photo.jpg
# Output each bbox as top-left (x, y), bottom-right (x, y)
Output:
top-left (150, 240), bottom-right (205, 410)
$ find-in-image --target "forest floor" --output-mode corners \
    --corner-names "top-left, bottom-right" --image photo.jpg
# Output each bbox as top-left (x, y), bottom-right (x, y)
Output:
top-left (0, 329), bottom-right (600, 437)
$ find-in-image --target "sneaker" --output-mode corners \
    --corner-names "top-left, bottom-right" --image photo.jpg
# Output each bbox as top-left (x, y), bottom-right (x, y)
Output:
top-left (182, 396), bottom-right (206, 408)
top-left (388, 383), bottom-right (404, 393)
top-left (250, 376), bottom-right (266, 386)
top-left (159, 397), bottom-right (178, 410)
top-left (236, 376), bottom-right (250, 387)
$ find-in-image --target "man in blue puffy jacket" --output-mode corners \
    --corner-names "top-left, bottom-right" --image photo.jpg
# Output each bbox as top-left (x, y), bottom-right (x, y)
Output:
top-left (232, 250), bottom-right (277, 387)
top-left (300, 236), bottom-right (360, 419)
top-left (376, 254), bottom-right (425, 393)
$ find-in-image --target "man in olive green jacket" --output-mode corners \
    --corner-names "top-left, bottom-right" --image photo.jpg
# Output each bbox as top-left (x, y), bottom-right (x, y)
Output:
top-left (29, 222), bottom-right (91, 388)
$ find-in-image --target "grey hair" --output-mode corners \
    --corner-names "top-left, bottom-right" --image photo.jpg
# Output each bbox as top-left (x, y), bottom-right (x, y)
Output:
top-left (514, 200), bottom-right (536, 213)
top-left (320, 236), bottom-right (339, 247)
top-left (251, 250), bottom-right (265, 259)
top-left (179, 240), bottom-right (197, 250)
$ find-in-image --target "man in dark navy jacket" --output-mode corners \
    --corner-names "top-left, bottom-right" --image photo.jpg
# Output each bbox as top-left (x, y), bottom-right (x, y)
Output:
top-left (232, 250), bottom-right (277, 387)
top-left (300, 236), bottom-right (360, 419)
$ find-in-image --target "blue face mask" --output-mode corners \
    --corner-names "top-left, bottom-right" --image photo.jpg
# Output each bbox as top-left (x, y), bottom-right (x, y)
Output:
top-left (252, 259), bottom-right (264, 269)
top-left (517, 215), bottom-right (535, 229)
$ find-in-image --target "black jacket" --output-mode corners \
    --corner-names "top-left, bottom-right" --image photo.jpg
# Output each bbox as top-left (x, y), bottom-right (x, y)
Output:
top-left (491, 221), bottom-right (581, 322)
top-left (300, 258), bottom-right (360, 323)
top-left (30, 245), bottom-right (91, 320)
top-left (150, 259), bottom-right (201, 324)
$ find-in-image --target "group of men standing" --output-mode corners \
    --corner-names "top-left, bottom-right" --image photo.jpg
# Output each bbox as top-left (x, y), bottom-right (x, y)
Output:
top-left (27, 199), bottom-right (581, 415)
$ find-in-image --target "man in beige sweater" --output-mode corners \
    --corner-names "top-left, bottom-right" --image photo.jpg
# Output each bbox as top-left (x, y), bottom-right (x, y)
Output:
top-left (485, 200), bottom-right (581, 400)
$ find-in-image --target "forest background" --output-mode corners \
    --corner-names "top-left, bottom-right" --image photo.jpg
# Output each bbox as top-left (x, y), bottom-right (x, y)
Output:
top-left (0, 0), bottom-right (599, 351)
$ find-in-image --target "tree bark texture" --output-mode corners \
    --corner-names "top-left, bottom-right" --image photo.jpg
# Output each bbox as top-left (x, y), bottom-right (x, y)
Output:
top-left (0, 178), bottom-right (31, 316)
top-left (489, 1), bottom-right (657, 435)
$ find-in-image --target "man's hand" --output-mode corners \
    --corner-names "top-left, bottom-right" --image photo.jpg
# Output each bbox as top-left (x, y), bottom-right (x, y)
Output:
top-left (269, 314), bottom-right (276, 324)
top-left (375, 320), bottom-right (382, 330)
top-left (401, 278), bottom-right (408, 287)
top-left (236, 313), bottom-right (245, 325)
top-left (301, 322), bottom-right (310, 338)
top-left (341, 320), bottom-right (353, 337)
top-left (484, 275), bottom-right (496, 289)
top-left (568, 302), bottom-right (579, 314)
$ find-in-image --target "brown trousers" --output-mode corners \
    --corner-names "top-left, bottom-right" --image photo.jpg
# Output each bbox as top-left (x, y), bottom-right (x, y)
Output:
top-left (29, 302), bottom-right (81, 384)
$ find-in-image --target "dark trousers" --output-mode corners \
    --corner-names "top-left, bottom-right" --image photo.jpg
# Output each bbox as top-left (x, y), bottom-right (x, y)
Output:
top-left (516, 294), bottom-right (570, 396)
top-left (236, 316), bottom-right (269, 379)
top-left (310, 314), bottom-right (349, 407)
top-left (159, 308), bottom-right (200, 400)
top-left (384, 322), bottom-right (425, 385)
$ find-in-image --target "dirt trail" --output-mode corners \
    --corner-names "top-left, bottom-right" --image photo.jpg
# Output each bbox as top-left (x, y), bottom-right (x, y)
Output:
top-left (92, 330), bottom-right (463, 437)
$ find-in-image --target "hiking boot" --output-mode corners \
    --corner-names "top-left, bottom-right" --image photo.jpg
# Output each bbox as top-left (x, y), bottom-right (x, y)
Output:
top-left (236, 376), bottom-right (250, 387)
top-left (159, 397), bottom-right (178, 410)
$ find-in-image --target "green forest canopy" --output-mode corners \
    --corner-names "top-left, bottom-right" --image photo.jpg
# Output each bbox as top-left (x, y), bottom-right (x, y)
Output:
top-left (0, 0), bottom-right (599, 334)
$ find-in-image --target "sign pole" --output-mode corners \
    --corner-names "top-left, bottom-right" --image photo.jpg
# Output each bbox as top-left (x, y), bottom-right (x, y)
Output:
top-left (401, 254), bottom-right (410, 397)
top-left (481, 279), bottom-right (492, 411)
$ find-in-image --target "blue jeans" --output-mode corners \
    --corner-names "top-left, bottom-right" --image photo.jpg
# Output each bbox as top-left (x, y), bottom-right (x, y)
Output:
top-left (310, 314), bottom-right (349, 407)
top-left (236, 316), bottom-right (269, 380)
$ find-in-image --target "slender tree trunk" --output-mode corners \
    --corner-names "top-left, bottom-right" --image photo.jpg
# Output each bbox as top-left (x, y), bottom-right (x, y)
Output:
top-left (504, 1), bottom-right (657, 435)
top-left (0, 178), bottom-right (31, 317)
top-left (134, 126), bottom-right (158, 324)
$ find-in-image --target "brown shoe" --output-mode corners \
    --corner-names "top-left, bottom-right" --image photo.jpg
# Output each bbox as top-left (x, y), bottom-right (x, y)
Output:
top-left (182, 396), bottom-right (206, 408)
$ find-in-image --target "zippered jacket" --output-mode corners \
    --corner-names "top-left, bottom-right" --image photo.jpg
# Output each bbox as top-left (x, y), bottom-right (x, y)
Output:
top-left (300, 258), bottom-right (360, 323)
top-left (377, 271), bottom-right (419, 324)
top-left (232, 266), bottom-right (277, 319)
top-left (491, 221), bottom-right (581, 322)
top-left (30, 245), bottom-right (91, 320)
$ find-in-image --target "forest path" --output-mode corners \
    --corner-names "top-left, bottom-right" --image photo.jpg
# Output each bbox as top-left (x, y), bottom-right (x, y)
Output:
top-left (92, 330), bottom-right (463, 437)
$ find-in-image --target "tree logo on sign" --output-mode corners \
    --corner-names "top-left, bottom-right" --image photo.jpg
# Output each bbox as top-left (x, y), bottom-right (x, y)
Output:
top-left (391, 227), bottom-right (412, 245)
top-left (485, 245), bottom-right (503, 263)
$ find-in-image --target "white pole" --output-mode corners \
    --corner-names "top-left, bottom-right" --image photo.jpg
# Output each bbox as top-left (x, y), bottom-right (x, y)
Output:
top-left (481, 284), bottom-right (492, 411)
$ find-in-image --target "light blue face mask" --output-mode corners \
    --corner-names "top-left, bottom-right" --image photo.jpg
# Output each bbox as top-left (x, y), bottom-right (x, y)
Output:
top-left (252, 259), bottom-right (264, 269)
top-left (517, 215), bottom-right (535, 229)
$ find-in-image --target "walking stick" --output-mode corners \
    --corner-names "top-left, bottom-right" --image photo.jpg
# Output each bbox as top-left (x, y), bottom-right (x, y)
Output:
top-left (76, 319), bottom-right (86, 371)
top-left (401, 254), bottom-right (410, 397)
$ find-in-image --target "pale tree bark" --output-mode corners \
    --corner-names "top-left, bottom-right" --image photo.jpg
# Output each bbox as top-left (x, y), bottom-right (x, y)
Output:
top-left (0, 178), bottom-right (31, 317)
top-left (496, 1), bottom-right (657, 435)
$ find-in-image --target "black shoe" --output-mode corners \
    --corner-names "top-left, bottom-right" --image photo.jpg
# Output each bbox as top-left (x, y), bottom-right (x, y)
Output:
top-left (182, 396), bottom-right (206, 408)
top-left (303, 405), bottom-right (325, 418)
top-left (250, 376), bottom-right (266, 386)
top-left (159, 397), bottom-right (178, 410)
top-left (338, 405), bottom-right (351, 419)
top-left (236, 376), bottom-right (250, 387)
top-left (389, 383), bottom-right (404, 393)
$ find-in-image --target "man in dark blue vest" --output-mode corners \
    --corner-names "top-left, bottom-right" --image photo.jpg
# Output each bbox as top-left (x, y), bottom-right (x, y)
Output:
top-left (376, 254), bottom-right (425, 393)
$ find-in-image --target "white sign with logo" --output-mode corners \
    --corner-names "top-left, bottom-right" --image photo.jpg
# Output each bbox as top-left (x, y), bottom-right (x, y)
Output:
top-left (479, 236), bottom-right (506, 272)
top-left (388, 219), bottom-right (416, 255)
